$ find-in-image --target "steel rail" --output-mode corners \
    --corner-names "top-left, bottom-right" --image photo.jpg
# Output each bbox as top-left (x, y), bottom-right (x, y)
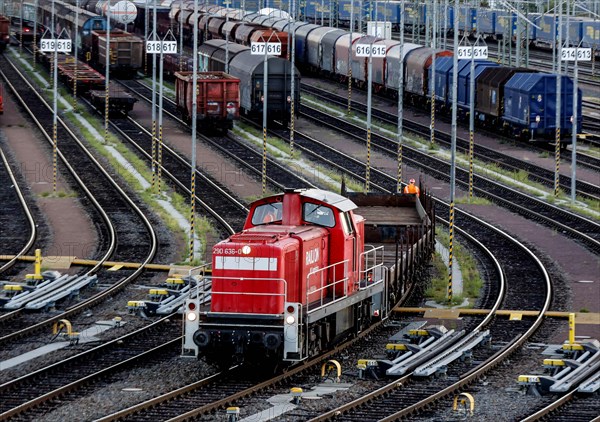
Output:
top-left (0, 145), bottom-right (36, 273)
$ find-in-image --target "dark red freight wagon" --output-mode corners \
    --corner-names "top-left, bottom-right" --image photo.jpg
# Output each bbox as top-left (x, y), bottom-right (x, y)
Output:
top-left (0, 16), bottom-right (10, 52)
top-left (174, 71), bottom-right (240, 133)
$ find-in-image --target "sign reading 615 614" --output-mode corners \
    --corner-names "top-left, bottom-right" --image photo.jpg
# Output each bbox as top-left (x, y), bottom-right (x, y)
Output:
top-left (40, 39), bottom-right (72, 53)
top-left (457, 46), bottom-right (488, 60)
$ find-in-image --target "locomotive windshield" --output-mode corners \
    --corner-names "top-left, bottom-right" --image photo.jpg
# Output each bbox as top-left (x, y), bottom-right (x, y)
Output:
top-left (303, 203), bottom-right (335, 228)
top-left (252, 202), bottom-right (283, 225)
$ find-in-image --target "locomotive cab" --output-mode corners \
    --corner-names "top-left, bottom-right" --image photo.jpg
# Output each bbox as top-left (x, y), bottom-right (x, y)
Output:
top-left (193, 189), bottom-right (385, 365)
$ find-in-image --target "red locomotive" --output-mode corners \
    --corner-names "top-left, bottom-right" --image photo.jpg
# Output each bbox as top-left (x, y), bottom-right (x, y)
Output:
top-left (183, 188), bottom-right (435, 366)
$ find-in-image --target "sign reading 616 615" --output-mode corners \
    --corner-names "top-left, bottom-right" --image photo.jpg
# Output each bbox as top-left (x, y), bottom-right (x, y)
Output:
top-left (40, 39), bottom-right (72, 52)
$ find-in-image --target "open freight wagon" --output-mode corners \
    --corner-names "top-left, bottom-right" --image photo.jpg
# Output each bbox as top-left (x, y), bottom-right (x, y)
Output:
top-left (175, 71), bottom-right (240, 133)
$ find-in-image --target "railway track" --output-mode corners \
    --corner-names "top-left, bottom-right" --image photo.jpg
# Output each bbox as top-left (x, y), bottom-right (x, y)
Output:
top-left (299, 206), bottom-right (551, 421)
top-left (0, 144), bottom-right (36, 275)
top-left (116, 79), bottom-right (316, 193)
top-left (289, 97), bottom-right (600, 255)
top-left (2, 42), bottom-right (596, 421)
top-left (301, 81), bottom-right (600, 196)
top-left (521, 387), bottom-right (600, 421)
top-left (0, 53), bottom-right (157, 348)
top-left (92, 162), bottom-right (560, 421)
top-left (0, 317), bottom-right (181, 420)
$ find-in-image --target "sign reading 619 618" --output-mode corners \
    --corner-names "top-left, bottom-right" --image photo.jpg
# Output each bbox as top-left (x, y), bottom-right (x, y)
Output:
top-left (40, 39), bottom-right (72, 52)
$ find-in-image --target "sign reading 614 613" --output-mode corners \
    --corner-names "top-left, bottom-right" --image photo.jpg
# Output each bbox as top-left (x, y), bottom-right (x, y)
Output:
top-left (40, 39), bottom-right (72, 52)
top-left (561, 48), bottom-right (592, 61)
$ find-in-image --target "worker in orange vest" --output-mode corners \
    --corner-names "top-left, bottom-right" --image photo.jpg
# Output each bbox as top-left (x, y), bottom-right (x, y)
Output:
top-left (404, 178), bottom-right (420, 196)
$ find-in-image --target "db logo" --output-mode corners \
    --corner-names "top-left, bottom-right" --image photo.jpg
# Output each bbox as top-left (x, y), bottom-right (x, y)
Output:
top-left (305, 248), bottom-right (319, 265)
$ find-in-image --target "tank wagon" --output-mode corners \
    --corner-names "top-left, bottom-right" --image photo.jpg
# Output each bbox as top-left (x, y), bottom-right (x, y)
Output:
top-left (174, 71), bottom-right (240, 133)
top-left (183, 188), bottom-right (435, 366)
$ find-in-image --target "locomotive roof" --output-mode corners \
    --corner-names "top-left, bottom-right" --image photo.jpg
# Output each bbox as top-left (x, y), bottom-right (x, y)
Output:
top-left (300, 189), bottom-right (357, 212)
top-left (260, 189), bottom-right (357, 212)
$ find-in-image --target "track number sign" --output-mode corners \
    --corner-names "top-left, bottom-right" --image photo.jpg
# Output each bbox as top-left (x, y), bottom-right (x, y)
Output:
top-left (250, 42), bottom-right (281, 55)
top-left (457, 46), bottom-right (488, 59)
top-left (561, 48), bottom-right (592, 61)
top-left (355, 44), bottom-right (386, 57)
top-left (146, 41), bottom-right (178, 54)
top-left (40, 39), bottom-right (72, 52)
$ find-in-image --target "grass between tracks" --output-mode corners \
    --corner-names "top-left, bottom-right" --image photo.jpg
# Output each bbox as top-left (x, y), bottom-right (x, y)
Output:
top-left (425, 228), bottom-right (483, 307)
top-left (232, 121), bottom-right (365, 193)
top-left (302, 93), bottom-right (600, 219)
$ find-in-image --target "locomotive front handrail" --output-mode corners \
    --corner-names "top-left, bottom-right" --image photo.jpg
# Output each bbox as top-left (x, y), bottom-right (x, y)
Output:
top-left (306, 259), bottom-right (349, 313)
top-left (359, 245), bottom-right (385, 289)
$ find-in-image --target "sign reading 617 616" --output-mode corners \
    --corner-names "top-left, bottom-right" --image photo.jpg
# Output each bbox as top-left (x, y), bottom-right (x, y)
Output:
top-left (40, 39), bottom-right (72, 52)
top-left (250, 42), bottom-right (281, 55)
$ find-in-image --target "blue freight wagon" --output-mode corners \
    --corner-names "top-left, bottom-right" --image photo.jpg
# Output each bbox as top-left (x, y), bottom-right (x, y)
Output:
top-left (581, 19), bottom-right (600, 49)
top-left (502, 73), bottom-right (582, 140)
top-left (457, 61), bottom-right (498, 110)
top-left (477, 9), bottom-right (496, 38)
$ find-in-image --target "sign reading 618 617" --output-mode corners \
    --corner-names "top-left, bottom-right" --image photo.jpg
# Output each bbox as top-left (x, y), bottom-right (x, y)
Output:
top-left (146, 41), bottom-right (178, 54)
top-left (561, 48), bottom-right (592, 61)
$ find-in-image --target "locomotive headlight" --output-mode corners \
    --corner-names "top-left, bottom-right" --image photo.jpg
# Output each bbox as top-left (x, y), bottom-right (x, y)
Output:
top-left (286, 315), bottom-right (295, 325)
top-left (187, 312), bottom-right (197, 322)
top-left (242, 245), bottom-right (251, 255)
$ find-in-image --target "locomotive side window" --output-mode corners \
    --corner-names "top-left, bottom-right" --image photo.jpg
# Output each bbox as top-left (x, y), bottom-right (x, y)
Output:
top-left (252, 202), bottom-right (283, 225)
top-left (303, 203), bottom-right (335, 228)
top-left (340, 212), bottom-right (354, 235)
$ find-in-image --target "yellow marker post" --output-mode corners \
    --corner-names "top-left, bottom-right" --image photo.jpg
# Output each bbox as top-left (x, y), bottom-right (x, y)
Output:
top-left (569, 312), bottom-right (575, 344)
top-left (226, 406), bottom-right (240, 422)
top-left (290, 387), bottom-right (302, 404)
top-left (26, 249), bottom-right (43, 281)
